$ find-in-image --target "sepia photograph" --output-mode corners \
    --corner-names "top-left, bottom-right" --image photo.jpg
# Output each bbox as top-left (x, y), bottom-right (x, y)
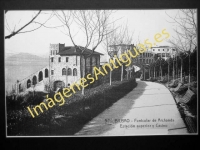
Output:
top-left (5, 9), bottom-right (197, 136)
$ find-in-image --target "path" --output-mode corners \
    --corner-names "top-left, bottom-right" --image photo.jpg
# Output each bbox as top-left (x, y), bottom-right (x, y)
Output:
top-left (75, 79), bottom-right (188, 136)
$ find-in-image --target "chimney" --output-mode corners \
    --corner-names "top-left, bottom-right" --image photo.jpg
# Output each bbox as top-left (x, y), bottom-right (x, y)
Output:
top-left (59, 43), bottom-right (65, 52)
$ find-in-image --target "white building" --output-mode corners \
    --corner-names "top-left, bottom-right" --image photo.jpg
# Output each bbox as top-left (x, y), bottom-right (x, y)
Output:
top-left (14, 43), bottom-right (103, 94)
top-left (134, 46), bottom-right (177, 65)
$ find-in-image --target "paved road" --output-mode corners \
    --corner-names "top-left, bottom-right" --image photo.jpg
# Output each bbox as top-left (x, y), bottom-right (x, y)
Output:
top-left (75, 79), bottom-right (188, 136)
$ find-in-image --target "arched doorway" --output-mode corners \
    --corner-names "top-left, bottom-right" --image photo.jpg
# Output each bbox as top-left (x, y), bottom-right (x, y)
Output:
top-left (53, 80), bottom-right (65, 91)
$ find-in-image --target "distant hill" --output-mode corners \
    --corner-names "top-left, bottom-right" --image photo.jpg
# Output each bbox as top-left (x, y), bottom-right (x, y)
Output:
top-left (5, 53), bottom-right (49, 93)
top-left (5, 52), bottom-right (49, 65)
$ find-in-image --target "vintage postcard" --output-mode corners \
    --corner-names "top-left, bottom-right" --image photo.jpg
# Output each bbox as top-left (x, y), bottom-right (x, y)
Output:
top-left (5, 9), bottom-right (197, 137)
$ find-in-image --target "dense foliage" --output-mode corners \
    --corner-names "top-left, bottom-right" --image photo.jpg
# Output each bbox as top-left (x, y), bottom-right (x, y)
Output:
top-left (7, 77), bottom-right (137, 135)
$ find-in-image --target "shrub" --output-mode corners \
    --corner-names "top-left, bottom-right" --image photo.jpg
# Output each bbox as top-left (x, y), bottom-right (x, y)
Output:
top-left (7, 77), bottom-right (137, 135)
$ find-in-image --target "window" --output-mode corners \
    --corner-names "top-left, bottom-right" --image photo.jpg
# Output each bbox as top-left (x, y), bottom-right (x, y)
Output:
top-left (66, 57), bottom-right (69, 62)
top-left (51, 57), bottom-right (54, 62)
top-left (58, 57), bottom-right (61, 62)
top-left (166, 53), bottom-right (170, 57)
top-left (73, 68), bottom-right (77, 76)
top-left (51, 70), bottom-right (54, 75)
top-left (62, 68), bottom-right (66, 75)
top-left (67, 68), bottom-right (72, 76)
top-left (38, 71), bottom-right (43, 82)
top-left (45, 69), bottom-right (48, 77)
top-left (19, 84), bottom-right (22, 92)
top-left (163, 49), bottom-right (164, 51)
top-left (153, 49), bottom-right (155, 51)
top-left (158, 49), bottom-right (160, 51)
top-left (27, 79), bottom-right (31, 88)
top-left (162, 53), bottom-right (165, 57)
top-left (32, 76), bottom-right (37, 85)
top-left (167, 49), bottom-right (169, 51)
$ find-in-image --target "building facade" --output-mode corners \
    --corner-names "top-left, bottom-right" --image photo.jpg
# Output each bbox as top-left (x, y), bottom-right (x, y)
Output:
top-left (14, 43), bottom-right (103, 94)
top-left (134, 46), bottom-right (177, 65)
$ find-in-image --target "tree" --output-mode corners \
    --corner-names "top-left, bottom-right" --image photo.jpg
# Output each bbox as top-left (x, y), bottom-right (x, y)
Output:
top-left (54, 10), bottom-right (114, 95)
top-left (152, 54), bottom-right (159, 78)
top-left (165, 57), bottom-right (173, 81)
top-left (117, 25), bottom-right (134, 81)
top-left (5, 10), bottom-right (54, 39)
top-left (157, 57), bottom-right (167, 78)
top-left (166, 9), bottom-right (197, 83)
top-left (103, 22), bottom-right (134, 84)
top-left (103, 24), bottom-right (119, 85)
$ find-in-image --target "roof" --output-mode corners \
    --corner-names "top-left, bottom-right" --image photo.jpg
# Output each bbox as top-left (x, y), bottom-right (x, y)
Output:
top-left (151, 46), bottom-right (175, 48)
top-left (58, 46), bottom-right (103, 56)
top-left (109, 44), bottom-right (134, 47)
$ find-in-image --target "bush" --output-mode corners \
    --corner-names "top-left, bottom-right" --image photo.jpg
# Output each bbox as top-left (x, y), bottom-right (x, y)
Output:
top-left (6, 91), bottom-right (45, 111)
top-left (7, 77), bottom-right (137, 136)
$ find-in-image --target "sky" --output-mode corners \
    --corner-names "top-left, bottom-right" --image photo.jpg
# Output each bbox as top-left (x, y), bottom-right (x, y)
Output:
top-left (5, 9), bottom-right (181, 59)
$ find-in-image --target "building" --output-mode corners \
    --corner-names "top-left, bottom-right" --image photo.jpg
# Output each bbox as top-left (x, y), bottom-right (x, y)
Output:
top-left (134, 46), bottom-right (177, 65)
top-left (14, 43), bottom-right (103, 94)
top-left (108, 44), bottom-right (135, 58)
top-left (108, 44), bottom-right (135, 67)
top-left (150, 46), bottom-right (177, 60)
top-left (108, 44), bottom-right (136, 78)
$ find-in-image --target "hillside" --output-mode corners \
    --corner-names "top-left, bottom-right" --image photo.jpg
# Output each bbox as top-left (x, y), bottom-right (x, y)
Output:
top-left (5, 53), bottom-right (49, 93)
